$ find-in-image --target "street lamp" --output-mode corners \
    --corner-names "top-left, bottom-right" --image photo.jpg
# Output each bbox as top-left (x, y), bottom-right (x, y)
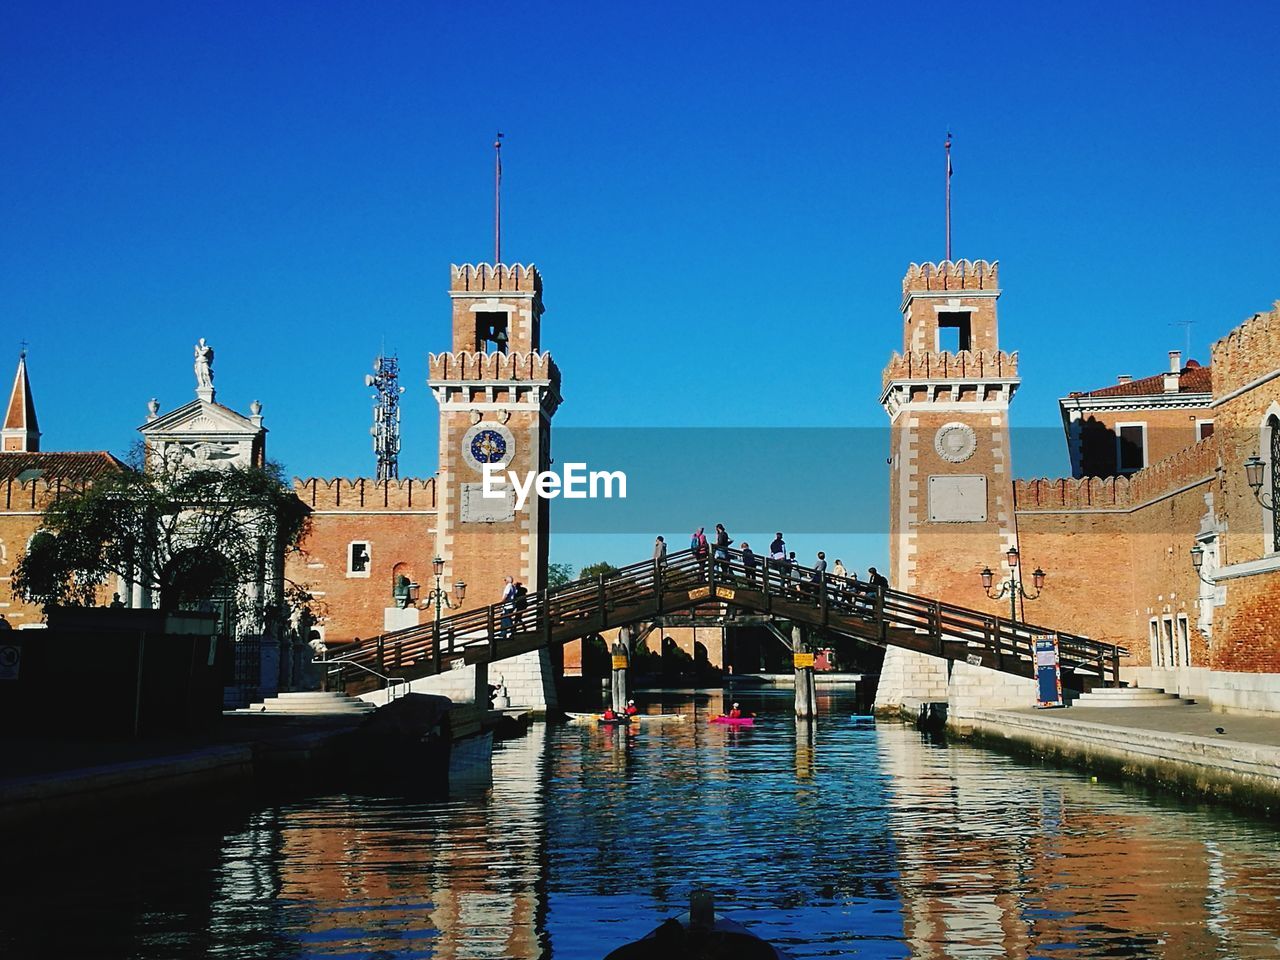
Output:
top-left (424, 555), bottom-right (466, 621)
top-left (1189, 543), bottom-right (1216, 585)
top-left (1244, 456), bottom-right (1275, 510)
top-left (980, 546), bottom-right (1045, 624)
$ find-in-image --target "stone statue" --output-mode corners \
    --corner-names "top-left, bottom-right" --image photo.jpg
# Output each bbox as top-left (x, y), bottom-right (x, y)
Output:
top-left (194, 338), bottom-right (214, 390)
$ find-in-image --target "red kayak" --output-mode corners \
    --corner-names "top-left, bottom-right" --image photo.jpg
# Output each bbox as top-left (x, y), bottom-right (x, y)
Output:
top-left (710, 716), bottom-right (754, 726)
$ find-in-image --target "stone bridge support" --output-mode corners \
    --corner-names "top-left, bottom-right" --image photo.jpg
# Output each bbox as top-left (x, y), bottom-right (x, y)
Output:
top-left (874, 646), bottom-right (1037, 720)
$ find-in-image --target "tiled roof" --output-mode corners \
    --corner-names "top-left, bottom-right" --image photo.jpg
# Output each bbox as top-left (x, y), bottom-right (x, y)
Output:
top-left (0, 451), bottom-right (128, 484)
top-left (1069, 361), bottom-right (1212, 399)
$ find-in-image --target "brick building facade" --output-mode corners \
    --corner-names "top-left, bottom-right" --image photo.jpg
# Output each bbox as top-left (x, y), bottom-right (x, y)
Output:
top-left (881, 259), bottom-right (1280, 715)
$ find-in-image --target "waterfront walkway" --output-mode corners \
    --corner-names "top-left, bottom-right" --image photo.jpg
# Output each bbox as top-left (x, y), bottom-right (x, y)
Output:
top-left (961, 702), bottom-right (1280, 814)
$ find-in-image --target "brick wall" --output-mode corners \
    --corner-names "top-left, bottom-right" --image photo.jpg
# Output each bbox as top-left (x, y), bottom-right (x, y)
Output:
top-left (289, 477), bottom-right (439, 643)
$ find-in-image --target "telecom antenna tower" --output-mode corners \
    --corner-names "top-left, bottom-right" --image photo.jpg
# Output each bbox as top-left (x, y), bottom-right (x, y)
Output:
top-left (365, 353), bottom-right (404, 481)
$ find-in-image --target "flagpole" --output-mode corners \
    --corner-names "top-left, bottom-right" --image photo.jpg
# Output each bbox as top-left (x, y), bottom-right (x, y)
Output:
top-left (494, 132), bottom-right (503, 264)
top-left (945, 132), bottom-right (952, 261)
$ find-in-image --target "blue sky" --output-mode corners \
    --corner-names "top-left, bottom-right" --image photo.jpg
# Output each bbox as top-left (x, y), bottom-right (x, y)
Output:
top-left (3, 1), bottom-right (1279, 574)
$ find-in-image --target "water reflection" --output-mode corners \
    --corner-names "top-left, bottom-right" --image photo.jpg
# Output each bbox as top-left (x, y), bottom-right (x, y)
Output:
top-left (2, 691), bottom-right (1278, 959)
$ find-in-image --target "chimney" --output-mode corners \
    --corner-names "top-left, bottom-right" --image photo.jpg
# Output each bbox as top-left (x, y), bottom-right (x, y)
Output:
top-left (1117, 375), bottom-right (1132, 384)
top-left (1164, 350), bottom-right (1182, 393)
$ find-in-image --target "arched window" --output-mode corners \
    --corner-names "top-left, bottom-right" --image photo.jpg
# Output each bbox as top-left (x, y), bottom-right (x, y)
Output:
top-left (1270, 415), bottom-right (1280, 552)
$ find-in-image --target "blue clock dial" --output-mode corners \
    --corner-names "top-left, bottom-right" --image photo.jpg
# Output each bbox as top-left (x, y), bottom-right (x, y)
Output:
top-left (470, 429), bottom-right (508, 464)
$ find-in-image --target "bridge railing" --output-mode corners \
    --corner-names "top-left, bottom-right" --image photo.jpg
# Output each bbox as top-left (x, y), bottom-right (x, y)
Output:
top-left (330, 546), bottom-right (1125, 689)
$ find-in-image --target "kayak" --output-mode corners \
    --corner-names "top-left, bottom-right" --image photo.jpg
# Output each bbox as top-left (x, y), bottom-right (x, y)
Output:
top-left (599, 716), bottom-right (630, 726)
top-left (710, 716), bottom-right (754, 726)
top-left (566, 712), bottom-right (686, 723)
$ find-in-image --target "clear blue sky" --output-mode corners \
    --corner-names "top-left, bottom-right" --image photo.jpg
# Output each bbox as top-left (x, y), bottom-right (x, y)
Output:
top-left (4, 1), bottom-right (1279, 574)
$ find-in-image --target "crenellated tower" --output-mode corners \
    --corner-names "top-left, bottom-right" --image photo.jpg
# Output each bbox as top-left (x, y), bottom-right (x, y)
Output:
top-left (429, 263), bottom-right (562, 606)
top-left (881, 260), bottom-right (1020, 599)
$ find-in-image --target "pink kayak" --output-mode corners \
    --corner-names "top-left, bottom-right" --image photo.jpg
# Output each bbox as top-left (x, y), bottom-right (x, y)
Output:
top-left (710, 715), bottom-right (754, 726)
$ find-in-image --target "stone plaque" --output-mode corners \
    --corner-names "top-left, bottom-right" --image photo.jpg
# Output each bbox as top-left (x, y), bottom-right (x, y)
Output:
top-left (460, 482), bottom-right (516, 523)
top-left (927, 475), bottom-right (988, 523)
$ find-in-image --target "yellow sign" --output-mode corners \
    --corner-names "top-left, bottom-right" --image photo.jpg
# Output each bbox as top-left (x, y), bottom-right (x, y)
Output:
top-left (793, 652), bottom-right (815, 669)
top-left (687, 586), bottom-right (711, 601)
top-left (715, 587), bottom-right (736, 600)
top-left (611, 655), bottom-right (628, 670)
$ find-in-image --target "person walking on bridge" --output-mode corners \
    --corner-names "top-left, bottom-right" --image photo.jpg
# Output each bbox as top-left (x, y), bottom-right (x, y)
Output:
top-left (691, 527), bottom-right (709, 581)
top-left (740, 542), bottom-right (758, 583)
top-left (769, 532), bottom-right (786, 563)
top-left (713, 523), bottom-right (731, 575)
top-left (653, 535), bottom-right (667, 563)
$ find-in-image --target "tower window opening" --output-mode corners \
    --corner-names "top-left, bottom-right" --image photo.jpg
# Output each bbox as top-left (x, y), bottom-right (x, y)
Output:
top-left (1117, 423), bottom-right (1147, 473)
top-left (476, 312), bottom-right (510, 353)
top-left (937, 311), bottom-right (972, 353)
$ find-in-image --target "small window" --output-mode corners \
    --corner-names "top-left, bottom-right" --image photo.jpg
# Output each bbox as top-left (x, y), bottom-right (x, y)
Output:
top-left (476, 311), bottom-right (510, 353)
top-left (1117, 423), bottom-right (1146, 473)
top-left (1162, 617), bottom-right (1175, 668)
top-left (347, 541), bottom-right (371, 578)
top-left (937, 311), bottom-right (972, 353)
top-left (1196, 420), bottom-right (1215, 441)
top-left (1148, 619), bottom-right (1160, 666)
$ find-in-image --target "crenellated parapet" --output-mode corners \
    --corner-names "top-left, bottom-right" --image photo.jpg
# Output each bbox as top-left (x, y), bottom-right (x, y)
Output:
top-left (1016, 435), bottom-right (1218, 511)
top-left (1210, 301), bottom-right (1280, 397)
top-left (293, 476), bottom-right (438, 511)
top-left (428, 351), bottom-right (560, 385)
top-left (881, 349), bottom-right (1019, 390)
top-left (1, 477), bottom-right (92, 512)
top-left (903, 259), bottom-right (999, 295)
top-left (450, 263), bottom-right (541, 296)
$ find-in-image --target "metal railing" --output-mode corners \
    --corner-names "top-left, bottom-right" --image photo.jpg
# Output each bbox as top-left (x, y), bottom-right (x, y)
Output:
top-left (323, 656), bottom-right (408, 704)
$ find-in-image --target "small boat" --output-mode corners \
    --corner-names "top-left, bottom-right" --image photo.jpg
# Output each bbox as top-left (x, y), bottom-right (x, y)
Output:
top-left (565, 711), bottom-right (686, 723)
top-left (603, 889), bottom-right (793, 959)
top-left (598, 714), bottom-right (631, 725)
top-left (709, 715), bottom-right (755, 726)
top-left (850, 714), bottom-right (876, 723)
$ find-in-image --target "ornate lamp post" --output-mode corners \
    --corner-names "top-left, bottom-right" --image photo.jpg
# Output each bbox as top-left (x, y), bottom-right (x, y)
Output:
top-left (1244, 455), bottom-right (1276, 510)
top-left (979, 546), bottom-right (1045, 624)
top-left (424, 556), bottom-right (466, 623)
top-left (1189, 544), bottom-right (1217, 586)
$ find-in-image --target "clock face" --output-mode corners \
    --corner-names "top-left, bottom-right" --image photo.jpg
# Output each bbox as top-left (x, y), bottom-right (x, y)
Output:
top-left (461, 422), bottom-right (516, 470)
top-left (470, 429), bottom-right (507, 464)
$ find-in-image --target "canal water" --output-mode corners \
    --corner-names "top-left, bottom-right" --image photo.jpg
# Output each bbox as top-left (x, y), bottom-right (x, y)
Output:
top-left (5, 690), bottom-right (1280, 959)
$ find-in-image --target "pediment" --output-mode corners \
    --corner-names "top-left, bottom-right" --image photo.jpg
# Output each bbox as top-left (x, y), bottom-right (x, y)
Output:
top-left (140, 399), bottom-right (260, 438)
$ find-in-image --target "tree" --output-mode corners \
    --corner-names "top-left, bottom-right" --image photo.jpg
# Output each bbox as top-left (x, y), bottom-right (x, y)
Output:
top-left (546, 562), bottom-right (575, 589)
top-left (579, 561), bottom-right (620, 580)
top-left (12, 449), bottom-right (311, 616)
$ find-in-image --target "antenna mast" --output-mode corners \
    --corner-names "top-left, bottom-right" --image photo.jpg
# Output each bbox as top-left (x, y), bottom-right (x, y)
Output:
top-left (366, 353), bottom-right (403, 482)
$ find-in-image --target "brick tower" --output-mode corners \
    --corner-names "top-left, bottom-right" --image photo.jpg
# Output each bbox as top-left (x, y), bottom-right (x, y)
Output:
top-left (3, 350), bottom-right (40, 452)
top-left (428, 263), bottom-right (562, 707)
top-left (881, 260), bottom-right (1020, 598)
top-left (876, 261), bottom-right (1024, 712)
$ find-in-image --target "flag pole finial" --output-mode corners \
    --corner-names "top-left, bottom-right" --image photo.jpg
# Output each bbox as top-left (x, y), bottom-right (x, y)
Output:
top-left (494, 132), bottom-right (504, 265)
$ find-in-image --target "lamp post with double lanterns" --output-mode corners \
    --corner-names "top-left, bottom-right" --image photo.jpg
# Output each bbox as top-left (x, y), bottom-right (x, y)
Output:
top-left (424, 556), bottom-right (466, 672)
top-left (980, 547), bottom-right (1045, 625)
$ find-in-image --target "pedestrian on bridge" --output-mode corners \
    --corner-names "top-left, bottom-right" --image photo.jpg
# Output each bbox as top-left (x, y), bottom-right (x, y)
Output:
top-left (713, 523), bottom-right (731, 574)
top-left (653, 535), bottom-right (667, 563)
top-left (692, 527), bottom-right (710, 581)
top-left (500, 575), bottom-right (516, 638)
top-left (769, 532), bottom-right (786, 562)
top-left (740, 542), bottom-right (757, 582)
top-left (868, 567), bottom-right (889, 590)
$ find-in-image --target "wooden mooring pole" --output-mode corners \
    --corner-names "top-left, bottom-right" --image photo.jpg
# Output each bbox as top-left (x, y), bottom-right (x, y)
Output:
top-left (793, 624), bottom-right (817, 718)
top-left (611, 626), bottom-right (631, 712)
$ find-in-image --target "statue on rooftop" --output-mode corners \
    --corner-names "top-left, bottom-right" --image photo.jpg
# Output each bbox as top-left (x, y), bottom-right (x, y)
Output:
top-left (194, 338), bottom-right (214, 391)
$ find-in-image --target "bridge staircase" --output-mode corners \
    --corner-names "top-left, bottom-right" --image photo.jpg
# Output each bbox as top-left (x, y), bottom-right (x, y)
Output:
top-left (328, 549), bottom-right (1126, 696)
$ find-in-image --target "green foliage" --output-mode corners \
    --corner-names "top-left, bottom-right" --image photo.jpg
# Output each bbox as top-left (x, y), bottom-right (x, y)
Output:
top-left (546, 562), bottom-right (575, 589)
top-left (579, 561), bottom-right (620, 580)
top-left (12, 453), bottom-right (311, 614)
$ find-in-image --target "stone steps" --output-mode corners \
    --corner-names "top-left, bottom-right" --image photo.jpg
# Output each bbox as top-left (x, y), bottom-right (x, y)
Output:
top-left (1071, 686), bottom-right (1191, 708)
top-left (231, 691), bottom-right (378, 716)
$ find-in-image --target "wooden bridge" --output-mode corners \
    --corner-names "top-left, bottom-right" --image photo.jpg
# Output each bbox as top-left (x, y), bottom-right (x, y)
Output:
top-left (329, 548), bottom-right (1126, 695)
